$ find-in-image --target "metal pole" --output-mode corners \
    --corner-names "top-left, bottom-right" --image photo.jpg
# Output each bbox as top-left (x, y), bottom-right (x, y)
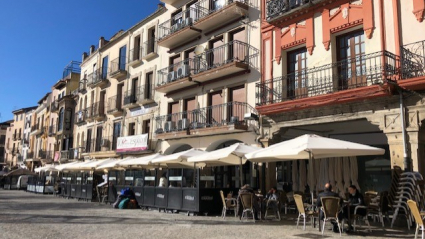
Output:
top-left (239, 157), bottom-right (244, 187)
top-left (399, 90), bottom-right (411, 171)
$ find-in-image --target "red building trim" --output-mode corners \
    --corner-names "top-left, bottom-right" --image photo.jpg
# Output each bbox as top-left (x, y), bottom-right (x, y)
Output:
top-left (413, 0), bottom-right (425, 22)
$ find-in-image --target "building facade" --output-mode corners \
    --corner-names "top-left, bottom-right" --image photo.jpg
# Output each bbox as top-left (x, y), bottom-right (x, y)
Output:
top-left (258, 0), bottom-right (425, 191)
top-left (0, 121), bottom-right (12, 170)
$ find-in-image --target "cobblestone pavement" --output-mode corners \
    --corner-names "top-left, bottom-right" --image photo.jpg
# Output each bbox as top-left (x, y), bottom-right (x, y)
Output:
top-left (0, 190), bottom-right (412, 239)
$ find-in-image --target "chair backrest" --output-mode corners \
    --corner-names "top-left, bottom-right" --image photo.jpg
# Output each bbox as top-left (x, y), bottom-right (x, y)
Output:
top-left (407, 199), bottom-right (424, 227)
top-left (294, 191), bottom-right (305, 202)
top-left (240, 193), bottom-right (253, 210)
top-left (220, 190), bottom-right (226, 207)
top-left (294, 194), bottom-right (305, 214)
top-left (321, 197), bottom-right (341, 219)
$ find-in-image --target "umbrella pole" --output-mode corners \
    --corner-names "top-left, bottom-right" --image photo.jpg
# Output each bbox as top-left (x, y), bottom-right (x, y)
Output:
top-left (193, 163), bottom-right (196, 188)
top-left (239, 157), bottom-right (243, 187)
top-left (308, 151), bottom-right (313, 193)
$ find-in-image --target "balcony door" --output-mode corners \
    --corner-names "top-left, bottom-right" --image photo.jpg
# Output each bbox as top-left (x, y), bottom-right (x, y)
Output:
top-left (287, 48), bottom-right (307, 99)
top-left (229, 28), bottom-right (247, 62)
top-left (337, 31), bottom-right (366, 90)
top-left (207, 37), bottom-right (224, 68)
top-left (167, 102), bottom-right (180, 131)
top-left (133, 35), bottom-right (141, 61)
top-left (147, 27), bottom-right (156, 54)
top-left (112, 122), bottom-right (121, 150)
top-left (86, 129), bottom-right (92, 153)
top-left (184, 97), bottom-right (196, 126)
top-left (207, 91), bottom-right (223, 126)
top-left (145, 72), bottom-right (153, 100)
top-left (102, 56), bottom-right (108, 79)
top-left (131, 77), bottom-right (139, 102)
top-left (119, 45), bottom-right (127, 71)
top-left (95, 126), bottom-right (102, 151)
top-left (228, 86), bottom-right (246, 123)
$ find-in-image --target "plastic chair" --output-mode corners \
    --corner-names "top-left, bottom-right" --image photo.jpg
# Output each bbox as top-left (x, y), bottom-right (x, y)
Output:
top-left (240, 193), bottom-right (256, 223)
top-left (264, 197), bottom-right (281, 221)
top-left (407, 200), bottom-right (425, 239)
top-left (321, 197), bottom-right (342, 236)
top-left (220, 190), bottom-right (237, 219)
top-left (294, 194), bottom-right (316, 230)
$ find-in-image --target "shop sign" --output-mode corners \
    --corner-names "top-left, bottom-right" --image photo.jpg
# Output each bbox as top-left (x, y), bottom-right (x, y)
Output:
top-left (145, 176), bottom-right (155, 181)
top-left (125, 177), bottom-right (134, 181)
top-left (185, 196), bottom-right (195, 201)
top-left (157, 194), bottom-right (165, 199)
top-left (169, 176), bottom-right (182, 181)
top-left (129, 105), bottom-right (155, 117)
top-left (116, 134), bottom-right (148, 153)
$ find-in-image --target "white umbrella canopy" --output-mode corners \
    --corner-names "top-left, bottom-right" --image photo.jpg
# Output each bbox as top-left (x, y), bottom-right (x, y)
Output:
top-left (35, 164), bottom-right (58, 173)
top-left (117, 154), bottom-right (164, 168)
top-left (96, 159), bottom-right (129, 170)
top-left (151, 149), bottom-right (207, 168)
top-left (188, 143), bottom-right (261, 166)
top-left (56, 161), bottom-right (84, 171)
top-left (245, 134), bottom-right (385, 162)
top-left (79, 158), bottom-right (117, 171)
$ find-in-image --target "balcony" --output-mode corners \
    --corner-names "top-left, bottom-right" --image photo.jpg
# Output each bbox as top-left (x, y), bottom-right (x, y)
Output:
top-left (156, 58), bottom-right (198, 93)
top-left (158, 8), bottom-right (203, 48)
top-left (85, 137), bottom-right (113, 153)
top-left (48, 125), bottom-right (56, 136)
top-left (128, 46), bottom-right (143, 67)
top-left (191, 40), bottom-right (258, 83)
top-left (51, 100), bottom-right (59, 112)
top-left (92, 102), bottom-right (106, 121)
top-left (109, 56), bottom-right (127, 80)
top-left (60, 149), bottom-right (77, 161)
top-left (87, 70), bottom-right (109, 88)
top-left (123, 84), bottom-right (155, 109)
top-left (13, 133), bottom-right (18, 141)
top-left (266, 0), bottom-right (318, 23)
top-left (107, 95), bottom-right (124, 116)
top-left (256, 50), bottom-right (398, 108)
top-left (79, 78), bottom-right (87, 93)
top-left (401, 40), bottom-right (425, 80)
top-left (75, 110), bottom-right (87, 125)
top-left (27, 152), bottom-right (34, 159)
top-left (155, 101), bottom-right (257, 139)
top-left (142, 38), bottom-right (158, 61)
top-left (194, 0), bottom-right (250, 33)
top-left (12, 148), bottom-right (17, 155)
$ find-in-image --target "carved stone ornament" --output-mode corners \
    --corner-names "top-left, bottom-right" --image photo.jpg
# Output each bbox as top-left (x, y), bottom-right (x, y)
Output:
top-left (342, 7), bottom-right (349, 19)
top-left (290, 27), bottom-right (296, 37)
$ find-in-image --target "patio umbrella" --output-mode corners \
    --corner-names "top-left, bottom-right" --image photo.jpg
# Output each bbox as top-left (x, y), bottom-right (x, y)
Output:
top-left (117, 153), bottom-right (165, 168)
top-left (79, 158), bottom-right (117, 171)
top-left (96, 159), bottom-right (128, 170)
top-left (34, 164), bottom-right (58, 173)
top-left (246, 134), bottom-right (385, 193)
top-left (292, 161), bottom-right (299, 191)
top-left (5, 168), bottom-right (36, 177)
top-left (350, 156), bottom-right (361, 191)
top-left (152, 148), bottom-right (207, 168)
top-left (343, 156), bottom-right (351, 192)
top-left (299, 160), bottom-right (307, 193)
top-left (187, 143), bottom-right (261, 185)
top-left (55, 161), bottom-right (81, 171)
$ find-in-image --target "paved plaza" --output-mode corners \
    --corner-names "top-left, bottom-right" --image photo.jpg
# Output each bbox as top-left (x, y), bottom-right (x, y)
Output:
top-left (0, 190), bottom-right (413, 239)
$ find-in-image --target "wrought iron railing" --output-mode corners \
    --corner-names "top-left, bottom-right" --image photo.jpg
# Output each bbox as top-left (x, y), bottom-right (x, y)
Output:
top-left (92, 102), bottom-right (105, 118)
top-left (107, 95), bottom-right (123, 113)
top-left (38, 150), bottom-right (46, 159)
top-left (110, 56), bottom-right (127, 75)
top-left (48, 125), bottom-right (56, 136)
top-left (60, 149), bottom-right (76, 160)
top-left (79, 78), bottom-right (87, 92)
top-left (158, 7), bottom-right (205, 40)
top-left (123, 84), bottom-right (155, 106)
top-left (155, 101), bottom-right (258, 134)
top-left (256, 50), bottom-right (398, 106)
top-left (266, 0), bottom-right (313, 20)
top-left (143, 38), bottom-right (157, 57)
top-left (196, 0), bottom-right (254, 15)
top-left (51, 100), bottom-right (59, 112)
top-left (87, 69), bottom-right (107, 86)
top-left (31, 124), bottom-right (39, 132)
top-left (157, 58), bottom-right (199, 86)
top-left (27, 152), bottom-right (34, 159)
top-left (62, 61), bottom-right (81, 79)
top-left (401, 39), bottom-right (425, 79)
top-left (129, 46), bottom-right (143, 64)
top-left (123, 89), bottom-right (138, 106)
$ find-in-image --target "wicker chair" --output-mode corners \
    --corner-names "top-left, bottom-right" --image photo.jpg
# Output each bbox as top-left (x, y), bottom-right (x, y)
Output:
top-left (321, 197), bottom-right (342, 236)
top-left (408, 200), bottom-right (425, 239)
top-left (264, 195), bottom-right (281, 221)
top-left (220, 190), bottom-right (237, 219)
top-left (240, 193), bottom-right (256, 222)
top-left (294, 194), bottom-right (317, 230)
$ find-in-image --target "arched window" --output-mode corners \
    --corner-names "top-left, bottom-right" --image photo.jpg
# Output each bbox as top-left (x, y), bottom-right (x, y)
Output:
top-left (58, 108), bottom-right (64, 131)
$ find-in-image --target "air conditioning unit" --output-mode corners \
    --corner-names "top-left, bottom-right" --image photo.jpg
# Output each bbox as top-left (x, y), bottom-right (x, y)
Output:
top-left (101, 139), bottom-right (109, 147)
top-left (182, 17), bottom-right (193, 27)
top-left (171, 22), bottom-right (181, 33)
top-left (167, 71), bottom-right (177, 82)
top-left (177, 64), bottom-right (190, 78)
top-left (164, 121), bottom-right (176, 132)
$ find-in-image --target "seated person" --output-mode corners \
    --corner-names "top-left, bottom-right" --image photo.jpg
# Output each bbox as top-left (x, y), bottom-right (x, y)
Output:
top-left (158, 173), bottom-right (167, 187)
top-left (237, 184), bottom-right (261, 220)
top-left (343, 185), bottom-right (366, 231)
top-left (316, 183), bottom-right (343, 224)
top-left (264, 187), bottom-right (280, 215)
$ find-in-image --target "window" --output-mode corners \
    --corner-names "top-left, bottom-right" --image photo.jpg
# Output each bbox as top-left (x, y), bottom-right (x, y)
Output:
top-left (128, 123), bottom-right (136, 136)
top-left (131, 77), bottom-right (138, 102)
top-left (95, 126), bottom-right (103, 151)
top-left (133, 35), bottom-right (141, 61)
top-left (287, 48), bottom-right (307, 99)
top-left (169, 54), bottom-right (181, 72)
top-left (207, 37), bottom-right (224, 68)
top-left (112, 122), bottom-right (121, 150)
top-left (147, 27), bottom-right (156, 54)
top-left (142, 120), bottom-right (150, 135)
top-left (58, 108), bottom-right (64, 131)
top-left (119, 45), bottom-right (127, 71)
top-left (207, 91), bottom-right (223, 125)
top-left (145, 72), bottom-right (153, 100)
top-left (102, 56), bottom-right (109, 79)
top-left (337, 30), bottom-right (366, 90)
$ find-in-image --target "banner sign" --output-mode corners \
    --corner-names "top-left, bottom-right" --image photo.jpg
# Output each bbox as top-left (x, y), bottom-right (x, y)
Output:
top-left (116, 134), bottom-right (148, 152)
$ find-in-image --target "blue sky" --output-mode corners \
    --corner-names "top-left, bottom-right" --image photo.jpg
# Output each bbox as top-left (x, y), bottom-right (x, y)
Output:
top-left (0, 0), bottom-right (160, 122)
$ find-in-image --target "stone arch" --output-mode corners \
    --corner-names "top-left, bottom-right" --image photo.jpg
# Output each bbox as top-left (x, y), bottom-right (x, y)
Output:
top-left (163, 143), bottom-right (192, 155)
top-left (205, 139), bottom-right (242, 152)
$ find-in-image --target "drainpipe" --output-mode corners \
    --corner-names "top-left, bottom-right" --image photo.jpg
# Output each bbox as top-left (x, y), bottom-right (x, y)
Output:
top-left (398, 89), bottom-right (411, 172)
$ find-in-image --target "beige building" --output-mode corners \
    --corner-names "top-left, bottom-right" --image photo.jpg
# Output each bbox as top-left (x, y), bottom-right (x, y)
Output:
top-left (1, 120), bottom-right (12, 170)
top-left (30, 93), bottom-right (51, 167)
top-left (74, 5), bottom-right (167, 160)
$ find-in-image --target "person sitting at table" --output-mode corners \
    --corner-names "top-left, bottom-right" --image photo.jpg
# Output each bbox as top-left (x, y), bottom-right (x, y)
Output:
top-left (343, 185), bottom-right (366, 231)
top-left (237, 184), bottom-right (260, 220)
top-left (158, 172), bottom-right (167, 187)
top-left (264, 187), bottom-right (279, 215)
top-left (316, 183), bottom-right (343, 232)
